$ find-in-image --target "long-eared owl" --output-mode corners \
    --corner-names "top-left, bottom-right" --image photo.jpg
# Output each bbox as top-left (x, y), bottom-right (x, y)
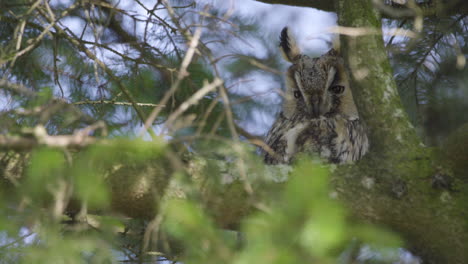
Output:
top-left (263, 27), bottom-right (369, 164)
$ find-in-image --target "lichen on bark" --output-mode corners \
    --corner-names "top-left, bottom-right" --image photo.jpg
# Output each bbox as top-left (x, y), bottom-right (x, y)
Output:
top-left (332, 0), bottom-right (468, 263)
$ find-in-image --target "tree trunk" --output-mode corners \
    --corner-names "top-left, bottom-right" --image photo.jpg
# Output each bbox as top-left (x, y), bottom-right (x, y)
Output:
top-left (332, 0), bottom-right (468, 263)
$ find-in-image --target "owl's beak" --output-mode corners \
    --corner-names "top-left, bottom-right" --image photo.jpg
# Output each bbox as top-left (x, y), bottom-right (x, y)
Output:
top-left (311, 104), bottom-right (320, 118)
top-left (309, 94), bottom-right (321, 118)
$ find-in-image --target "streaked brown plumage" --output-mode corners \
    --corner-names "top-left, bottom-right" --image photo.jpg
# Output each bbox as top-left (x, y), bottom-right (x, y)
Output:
top-left (263, 27), bottom-right (369, 164)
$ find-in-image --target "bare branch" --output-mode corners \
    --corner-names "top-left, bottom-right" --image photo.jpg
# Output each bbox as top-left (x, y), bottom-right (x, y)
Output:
top-left (164, 78), bottom-right (223, 131)
top-left (5, 1), bottom-right (79, 66)
top-left (38, 10), bottom-right (152, 131)
top-left (254, 0), bottom-right (335, 12)
top-left (254, 0), bottom-right (468, 18)
top-left (73, 100), bottom-right (164, 108)
top-left (140, 26), bottom-right (203, 137)
top-left (0, 127), bottom-right (97, 151)
top-left (328, 25), bottom-right (417, 38)
top-left (0, 79), bottom-right (37, 97)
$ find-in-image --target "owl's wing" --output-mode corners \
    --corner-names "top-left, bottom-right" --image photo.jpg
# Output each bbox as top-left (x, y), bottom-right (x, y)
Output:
top-left (263, 112), bottom-right (308, 164)
top-left (263, 113), bottom-right (289, 164)
top-left (331, 117), bottom-right (369, 163)
top-left (296, 119), bottom-right (336, 161)
top-left (294, 117), bottom-right (369, 164)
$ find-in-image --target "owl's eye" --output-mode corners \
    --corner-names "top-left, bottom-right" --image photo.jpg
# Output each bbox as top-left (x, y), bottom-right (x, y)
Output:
top-left (293, 90), bottom-right (302, 98)
top-left (329, 85), bottom-right (345, 94)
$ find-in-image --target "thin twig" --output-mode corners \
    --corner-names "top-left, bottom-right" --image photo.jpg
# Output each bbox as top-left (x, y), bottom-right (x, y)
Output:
top-left (0, 232), bottom-right (35, 250)
top-left (7, 2), bottom-right (79, 65)
top-left (40, 13), bottom-right (153, 135)
top-left (164, 78), bottom-right (223, 132)
top-left (139, 26), bottom-right (203, 137)
top-left (0, 130), bottom-right (96, 151)
top-left (73, 100), bottom-right (164, 107)
top-left (0, 79), bottom-right (37, 97)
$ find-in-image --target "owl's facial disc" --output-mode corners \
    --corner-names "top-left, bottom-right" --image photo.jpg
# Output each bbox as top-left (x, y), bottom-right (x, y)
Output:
top-left (293, 67), bottom-right (319, 118)
top-left (325, 66), bottom-right (336, 89)
top-left (290, 56), bottom-right (343, 118)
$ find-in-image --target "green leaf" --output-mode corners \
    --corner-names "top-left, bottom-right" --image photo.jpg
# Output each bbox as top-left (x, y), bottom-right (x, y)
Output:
top-left (25, 148), bottom-right (66, 200)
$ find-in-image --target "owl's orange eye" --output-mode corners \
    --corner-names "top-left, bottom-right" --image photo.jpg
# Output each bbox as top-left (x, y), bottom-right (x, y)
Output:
top-left (329, 85), bottom-right (345, 94)
top-left (294, 90), bottom-right (302, 98)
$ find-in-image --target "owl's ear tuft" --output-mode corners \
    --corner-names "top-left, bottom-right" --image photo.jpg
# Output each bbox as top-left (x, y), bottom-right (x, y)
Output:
top-left (279, 27), bottom-right (301, 62)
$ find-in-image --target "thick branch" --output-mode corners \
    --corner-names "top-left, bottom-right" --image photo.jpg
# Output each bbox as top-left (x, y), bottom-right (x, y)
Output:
top-left (254, 0), bottom-right (468, 17)
top-left (0, 126), bottom-right (99, 151)
top-left (254, 0), bottom-right (335, 12)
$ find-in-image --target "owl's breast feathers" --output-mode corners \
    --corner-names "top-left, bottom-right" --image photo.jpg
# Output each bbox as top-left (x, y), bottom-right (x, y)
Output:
top-left (263, 112), bottom-right (369, 164)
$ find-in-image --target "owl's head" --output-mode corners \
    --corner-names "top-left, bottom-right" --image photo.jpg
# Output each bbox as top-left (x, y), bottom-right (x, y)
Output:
top-left (279, 27), bottom-right (359, 120)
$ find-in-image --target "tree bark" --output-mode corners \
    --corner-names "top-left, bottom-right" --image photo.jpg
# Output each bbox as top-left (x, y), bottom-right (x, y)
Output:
top-left (254, 0), bottom-right (468, 18)
top-left (331, 0), bottom-right (468, 263)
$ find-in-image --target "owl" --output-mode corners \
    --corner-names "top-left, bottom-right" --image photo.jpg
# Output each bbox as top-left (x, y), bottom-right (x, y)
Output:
top-left (263, 27), bottom-right (369, 164)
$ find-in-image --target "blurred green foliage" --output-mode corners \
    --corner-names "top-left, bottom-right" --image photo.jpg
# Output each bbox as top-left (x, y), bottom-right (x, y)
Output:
top-left (163, 158), bottom-right (402, 264)
top-left (0, 138), bottom-right (167, 263)
top-left (0, 138), bottom-right (405, 263)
